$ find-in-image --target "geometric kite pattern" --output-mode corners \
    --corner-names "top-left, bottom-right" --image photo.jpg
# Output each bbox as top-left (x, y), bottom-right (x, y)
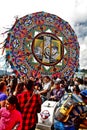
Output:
top-left (5, 11), bottom-right (79, 79)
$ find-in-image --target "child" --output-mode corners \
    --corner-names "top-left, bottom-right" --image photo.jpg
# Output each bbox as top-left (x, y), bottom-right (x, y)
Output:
top-left (0, 95), bottom-right (22, 130)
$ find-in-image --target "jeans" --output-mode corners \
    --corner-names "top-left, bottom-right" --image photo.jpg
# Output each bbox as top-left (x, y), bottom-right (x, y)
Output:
top-left (54, 120), bottom-right (64, 130)
top-left (54, 120), bottom-right (75, 130)
top-left (64, 126), bottom-right (75, 130)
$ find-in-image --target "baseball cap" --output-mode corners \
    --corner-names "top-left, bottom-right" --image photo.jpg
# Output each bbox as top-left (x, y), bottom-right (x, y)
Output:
top-left (80, 90), bottom-right (87, 98)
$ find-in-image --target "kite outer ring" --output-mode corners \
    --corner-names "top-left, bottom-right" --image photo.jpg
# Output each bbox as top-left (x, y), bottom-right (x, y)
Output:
top-left (5, 11), bottom-right (79, 78)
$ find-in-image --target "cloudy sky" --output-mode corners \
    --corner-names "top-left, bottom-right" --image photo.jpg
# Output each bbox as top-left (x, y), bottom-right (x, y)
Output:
top-left (0, 0), bottom-right (87, 70)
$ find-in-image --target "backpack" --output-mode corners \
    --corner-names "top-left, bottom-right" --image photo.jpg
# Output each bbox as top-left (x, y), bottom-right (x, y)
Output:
top-left (54, 93), bottom-right (85, 123)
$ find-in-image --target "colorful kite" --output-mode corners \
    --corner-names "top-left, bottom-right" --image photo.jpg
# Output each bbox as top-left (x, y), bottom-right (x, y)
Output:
top-left (4, 11), bottom-right (79, 78)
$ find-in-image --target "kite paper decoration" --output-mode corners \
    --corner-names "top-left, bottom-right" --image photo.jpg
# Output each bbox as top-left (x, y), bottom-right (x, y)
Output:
top-left (4, 11), bottom-right (79, 78)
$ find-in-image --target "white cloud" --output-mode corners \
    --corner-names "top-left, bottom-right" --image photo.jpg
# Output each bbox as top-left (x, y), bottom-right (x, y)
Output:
top-left (71, 0), bottom-right (87, 69)
top-left (79, 36), bottom-right (87, 69)
top-left (0, 0), bottom-right (76, 29)
top-left (73, 0), bottom-right (87, 21)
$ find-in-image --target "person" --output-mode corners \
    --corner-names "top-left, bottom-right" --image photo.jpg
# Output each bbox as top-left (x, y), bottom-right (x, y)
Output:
top-left (17, 79), bottom-right (42, 130)
top-left (39, 76), bottom-right (52, 102)
top-left (49, 80), bottom-right (65, 101)
top-left (0, 81), bottom-right (8, 107)
top-left (73, 84), bottom-right (80, 96)
top-left (54, 90), bottom-right (87, 130)
top-left (13, 82), bottom-right (25, 95)
top-left (0, 95), bottom-right (22, 130)
top-left (10, 74), bottom-right (18, 94)
top-left (34, 82), bottom-right (42, 94)
top-left (80, 89), bottom-right (87, 128)
top-left (2, 75), bottom-right (8, 85)
top-left (74, 78), bottom-right (86, 91)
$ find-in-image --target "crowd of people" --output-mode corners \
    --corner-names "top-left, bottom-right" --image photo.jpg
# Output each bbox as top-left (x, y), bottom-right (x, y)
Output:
top-left (0, 74), bottom-right (87, 130)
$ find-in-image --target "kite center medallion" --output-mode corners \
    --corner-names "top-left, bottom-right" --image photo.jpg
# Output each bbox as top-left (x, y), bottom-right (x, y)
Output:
top-left (32, 32), bottom-right (64, 66)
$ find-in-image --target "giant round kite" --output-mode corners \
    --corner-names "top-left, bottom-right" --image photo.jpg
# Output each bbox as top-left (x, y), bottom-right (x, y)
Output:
top-left (5, 11), bottom-right (79, 78)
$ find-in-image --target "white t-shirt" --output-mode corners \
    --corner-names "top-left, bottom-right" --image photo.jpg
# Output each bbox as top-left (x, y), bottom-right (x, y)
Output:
top-left (43, 81), bottom-right (51, 99)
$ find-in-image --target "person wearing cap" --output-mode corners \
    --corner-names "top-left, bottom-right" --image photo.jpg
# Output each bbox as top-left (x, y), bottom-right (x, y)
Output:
top-left (54, 89), bottom-right (87, 130)
top-left (80, 89), bottom-right (87, 99)
top-left (79, 89), bottom-right (87, 128)
top-left (49, 79), bottom-right (65, 101)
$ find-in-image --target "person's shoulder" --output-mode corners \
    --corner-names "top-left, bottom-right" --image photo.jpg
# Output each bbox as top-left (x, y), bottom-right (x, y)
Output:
top-left (17, 90), bottom-right (28, 96)
top-left (13, 109), bottom-right (22, 116)
top-left (0, 92), bottom-right (7, 101)
top-left (17, 93), bottom-right (22, 98)
top-left (0, 92), bottom-right (7, 96)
